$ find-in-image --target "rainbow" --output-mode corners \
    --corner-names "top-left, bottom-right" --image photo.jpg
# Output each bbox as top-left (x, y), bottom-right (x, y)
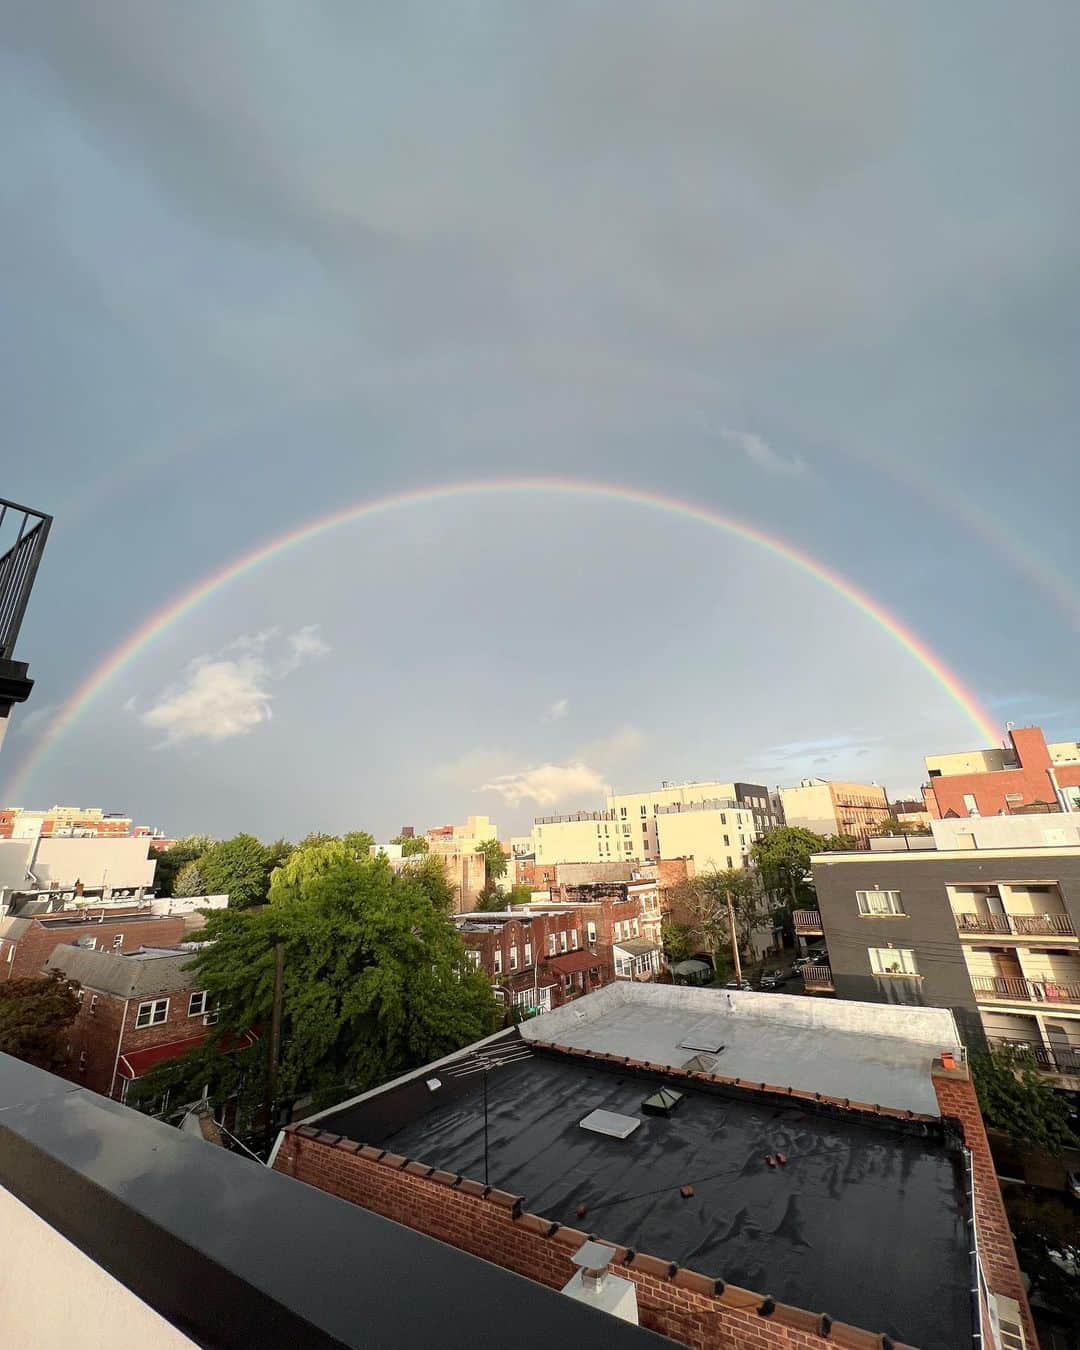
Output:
top-left (4, 477), bottom-right (998, 797)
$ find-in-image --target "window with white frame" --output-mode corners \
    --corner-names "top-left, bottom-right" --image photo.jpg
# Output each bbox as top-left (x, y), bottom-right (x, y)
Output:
top-left (856, 889), bottom-right (905, 916)
top-left (88, 994), bottom-right (98, 1016)
top-left (493, 948), bottom-right (503, 974)
top-left (188, 991), bottom-right (210, 1016)
top-left (571, 929), bottom-right (579, 949)
top-left (587, 921), bottom-right (597, 943)
top-left (615, 955), bottom-right (632, 978)
top-left (78, 1050), bottom-right (87, 1072)
top-left (524, 941), bottom-right (532, 965)
top-left (868, 947), bottom-right (919, 977)
top-left (510, 946), bottom-right (519, 971)
top-left (135, 998), bottom-right (169, 1028)
top-left (112, 934), bottom-right (124, 951)
top-left (963, 793), bottom-right (979, 817)
top-left (559, 931), bottom-right (568, 952)
top-left (466, 948), bottom-right (481, 967)
top-left (632, 918), bottom-right (639, 937)
top-left (547, 933), bottom-right (556, 957)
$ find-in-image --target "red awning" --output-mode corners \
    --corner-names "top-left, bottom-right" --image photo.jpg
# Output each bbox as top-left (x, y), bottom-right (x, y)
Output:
top-left (117, 1028), bottom-right (259, 1080)
top-left (546, 951), bottom-right (602, 975)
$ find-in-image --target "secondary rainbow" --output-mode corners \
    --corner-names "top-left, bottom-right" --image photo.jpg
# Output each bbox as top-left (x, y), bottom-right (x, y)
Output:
top-left (5, 477), bottom-right (999, 796)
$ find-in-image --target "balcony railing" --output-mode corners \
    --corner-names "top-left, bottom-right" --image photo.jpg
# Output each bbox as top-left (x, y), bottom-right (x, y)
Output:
top-left (793, 910), bottom-right (824, 935)
top-left (971, 974), bottom-right (1080, 1005)
top-left (800, 964), bottom-right (834, 990)
top-left (989, 1039), bottom-right (1080, 1077)
top-left (0, 496), bottom-right (52, 662)
top-left (954, 912), bottom-right (1075, 938)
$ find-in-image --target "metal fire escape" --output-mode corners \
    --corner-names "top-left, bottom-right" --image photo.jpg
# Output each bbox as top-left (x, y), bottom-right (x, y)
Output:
top-left (0, 495), bottom-right (52, 743)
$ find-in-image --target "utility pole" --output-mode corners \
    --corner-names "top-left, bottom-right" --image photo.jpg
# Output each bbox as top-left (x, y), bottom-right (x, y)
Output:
top-left (265, 941), bottom-right (284, 1149)
top-left (727, 894), bottom-right (742, 984)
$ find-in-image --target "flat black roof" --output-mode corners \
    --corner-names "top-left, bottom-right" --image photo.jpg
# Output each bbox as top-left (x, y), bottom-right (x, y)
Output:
top-left (323, 1052), bottom-right (971, 1350)
top-left (0, 1052), bottom-right (668, 1350)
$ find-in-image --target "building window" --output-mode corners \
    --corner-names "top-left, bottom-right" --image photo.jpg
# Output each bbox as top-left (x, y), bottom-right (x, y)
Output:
top-left (493, 949), bottom-right (503, 975)
top-left (510, 946), bottom-right (519, 971)
top-left (632, 919), bottom-right (639, 937)
top-left (726, 855), bottom-right (733, 869)
top-left (547, 934), bottom-right (556, 957)
top-left (112, 934), bottom-right (124, 951)
top-left (188, 991), bottom-right (209, 1016)
top-left (587, 921), bottom-right (597, 943)
top-left (963, 794), bottom-right (979, 817)
top-left (78, 1050), bottom-right (87, 1073)
top-left (615, 956), bottom-right (632, 978)
top-left (620, 807), bottom-right (627, 819)
top-left (856, 889), bottom-right (905, 916)
top-left (466, 949), bottom-right (481, 968)
top-left (868, 947), bottom-right (919, 977)
top-left (560, 931), bottom-right (568, 953)
top-left (571, 930), bottom-right (579, 949)
top-left (640, 805), bottom-right (647, 816)
top-left (88, 994), bottom-right (98, 1016)
top-left (524, 941), bottom-right (532, 965)
top-left (642, 822), bottom-right (648, 833)
top-left (723, 834), bottom-right (730, 846)
top-left (135, 998), bottom-right (169, 1028)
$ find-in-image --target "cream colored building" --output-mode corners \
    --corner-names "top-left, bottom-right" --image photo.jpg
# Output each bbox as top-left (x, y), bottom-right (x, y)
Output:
top-left (925, 740), bottom-right (1080, 779)
top-left (606, 781), bottom-right (771, 859)
top-left (779, 778), bottom-right (890, 843)
top-left (653, 800), bottom-right (757, 873)
top-left (426, 814), bottom-right (499, 855)
top-left (532, 811), bottom-right (633, 865)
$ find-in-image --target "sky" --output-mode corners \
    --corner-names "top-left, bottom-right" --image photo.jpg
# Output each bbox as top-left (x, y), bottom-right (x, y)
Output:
top-left (2, 2), bottom-right (1078, 841)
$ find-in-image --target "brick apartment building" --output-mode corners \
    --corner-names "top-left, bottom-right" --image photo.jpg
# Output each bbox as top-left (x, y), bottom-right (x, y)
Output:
top-left (0, 908), bottom-right (186, 983)
top-left (779, 778), bottom-right (891, 843)
top-left (273, 985), bottom-right (1033, 1350)
top-left (456, 909), bottom-right (606, 1015)
top-left (556, 882), bottom-right (663, 980)
top-left (0, 805), bottom-right (133, 839)
top-left (44, 943), bottom-right (257, 1104)
top-left (925, 723), bottom-right (1080, 819)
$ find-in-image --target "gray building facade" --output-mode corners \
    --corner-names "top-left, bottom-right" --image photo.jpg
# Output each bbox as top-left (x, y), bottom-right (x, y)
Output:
top-left (810, 845), bottom-right (1080, 1088)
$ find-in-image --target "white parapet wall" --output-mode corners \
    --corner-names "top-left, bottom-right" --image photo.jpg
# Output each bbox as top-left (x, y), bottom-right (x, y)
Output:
top-left (519, 980), bottom-right (962, 1051)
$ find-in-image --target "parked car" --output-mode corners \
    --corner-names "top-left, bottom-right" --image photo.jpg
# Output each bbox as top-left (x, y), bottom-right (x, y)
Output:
top-left (725, 978), bottom-right (752, 991)
top-left (758, 969), bottom-right (788, 990)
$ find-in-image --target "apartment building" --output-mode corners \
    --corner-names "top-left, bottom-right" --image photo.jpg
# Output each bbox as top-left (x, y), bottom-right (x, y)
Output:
top-left (45, 945), bottom-right (258, 1109)
top-left (373, 841), bottom-right (486, 913)
top-left (426, 815), bottom-right (498, 852)
top-left (0, 908), bottom-right (186, 983)
top-left (606, 780), bottom-right (776, 857)
top-left (0, 834), bottom-right (158, 910)
top-left (0, 805), bottom-right (133, 839)
top-left (808, 815), bottom-right (1080, 1090)
top-left (653, 799), bottom-right (757, 871)
top-left (779, 778), bottom-right (890, 843)
top-left (924, 723), bottom-right (1080, 818)
top-left (455, 908), bottom-right (605, 1015)
top-left (523, 884), bottom-right (663, 982)
top-left (532, 810), bottom-right (630, 864)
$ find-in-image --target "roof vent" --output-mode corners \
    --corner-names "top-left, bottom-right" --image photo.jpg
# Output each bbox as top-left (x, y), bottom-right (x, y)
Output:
top-left (642, 1087), bottom-right (683, 1116)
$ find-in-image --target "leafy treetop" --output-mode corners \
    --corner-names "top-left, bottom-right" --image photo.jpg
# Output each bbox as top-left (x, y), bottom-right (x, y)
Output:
top-left (0, 973), bottom-right (81, 1072)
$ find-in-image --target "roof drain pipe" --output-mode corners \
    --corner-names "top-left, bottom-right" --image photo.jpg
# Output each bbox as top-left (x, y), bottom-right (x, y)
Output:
top-left (561, 1239), bottom-right (639, 1326)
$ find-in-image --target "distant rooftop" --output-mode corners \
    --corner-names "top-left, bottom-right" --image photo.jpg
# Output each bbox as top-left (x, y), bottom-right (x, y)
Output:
top-left (45, 945), bottom-right (195, 998)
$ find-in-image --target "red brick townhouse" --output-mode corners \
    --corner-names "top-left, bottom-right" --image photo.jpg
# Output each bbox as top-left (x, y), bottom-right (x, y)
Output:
top-left (45, 944), bottom-right (257, 1106)
top-left (550, 883), bottom-right (664, 981)
top-left (925, 723), bottom-right (1080, 819)
top-left (456, 909), bottom-right (607, 1015)
top-left (0, 907), bottom-right (186, 982)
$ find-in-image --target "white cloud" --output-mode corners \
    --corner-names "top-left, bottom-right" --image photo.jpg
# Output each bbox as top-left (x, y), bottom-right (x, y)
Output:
top-left (721, 427), bottom-right (806, 476)
top-left (139, 625), bottom-right (329, 748)
top-left (546, 697), bottom-right (569, 721)
top-left (580, 724), bottom-right (644, 761)
top-left (480, 761), bottom-right (609, 808)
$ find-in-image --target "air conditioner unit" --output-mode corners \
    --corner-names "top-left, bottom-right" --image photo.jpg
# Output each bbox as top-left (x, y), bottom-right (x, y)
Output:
top-left (202, 1013), bottom-right (219, 1027)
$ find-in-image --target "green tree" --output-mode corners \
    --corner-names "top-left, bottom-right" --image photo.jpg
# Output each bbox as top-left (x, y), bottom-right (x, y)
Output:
top-left (0, 973), bottom-right (81, 1072)
top-left (971, 1050), bottom-right (1078, 1154)
top-left (173, 860), bottom-right (206, 898)
top-left (263, 838), bottom-right (295, 875)
top-left (198, 834), bottom-right (276, 909)
top-left (751, 827), bottom-right (827, 910)
top-left (392, 834), bottom-right (429, 856)
top-left (474, 838), bottom-right (507, 883)
top-left (1005, 1189), bottom-right (1080, 1327)
top-left (156, 841), bottom-right (498, 1114)
top-left (341, 831), bottom-right (376, 857)
top-left (661, 921), bottom-right (695, 963)
top-left (153, 835), bottom-right (214, 897)
top-left (503, 883), bottom-right (532, 908)
top-left (872, 818), bottom-right (930, 837)
top-left (820, 833), bottom-right (862, 852)
top-left (671, 868), bottom-right (763, 970)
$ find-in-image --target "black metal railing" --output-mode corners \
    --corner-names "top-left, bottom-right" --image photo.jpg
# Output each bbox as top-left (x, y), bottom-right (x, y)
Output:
top-left (0, 497), bottom-right (52, 661)
top-left (971, 974), bottom-right (1080, 1005)
top-left (954, 911), bottom-right (1075, 938)
top-left (793, 910), bottom-right (824, 934)
top-left (989, 1039), bottom-right (1080, 1077)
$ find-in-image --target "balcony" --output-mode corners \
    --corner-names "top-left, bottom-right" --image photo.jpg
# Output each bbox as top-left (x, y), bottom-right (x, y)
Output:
top-left (989, 1039), bottom-right (1080, 1079)
top-left (954, 912), bottom-right (1075, 939)
top-left (971, 974), bottom-right (1080, 1007)
top-left (800, 964), bottom-right (834, 992)
top-left (793, 910), bottom-right (824, 936)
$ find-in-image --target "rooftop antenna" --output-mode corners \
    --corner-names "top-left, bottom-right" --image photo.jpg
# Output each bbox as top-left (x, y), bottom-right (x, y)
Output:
top-left (443, 1044), bottom-right (534, 1186)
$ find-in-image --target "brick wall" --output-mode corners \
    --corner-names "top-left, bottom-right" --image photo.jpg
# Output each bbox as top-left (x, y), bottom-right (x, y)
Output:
top-left (927, 725), bottom-right (1080, 819)
top-left (274, 1130), bottom-right (901, 1350)
top-left (1, 913), bottom-right (187, 982)
top-left (931, 1066), bottom-right (1037, 1350)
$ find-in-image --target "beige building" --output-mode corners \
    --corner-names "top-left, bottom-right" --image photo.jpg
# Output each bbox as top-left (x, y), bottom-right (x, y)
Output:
top-left (779, 778), bottom-right (890, 843)
top-left (606, 781), bottom-right (774, 857)
top-left (653, 800), bottom-right (757, 873)
top-left (372, 841), bottom-right (486, 914)
top-left (532, 811), bottom-right (632, 865)
top-left (925, 739), bottom-right (1080, 779)
top-left (426, 814), bottom-right (498, 855)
